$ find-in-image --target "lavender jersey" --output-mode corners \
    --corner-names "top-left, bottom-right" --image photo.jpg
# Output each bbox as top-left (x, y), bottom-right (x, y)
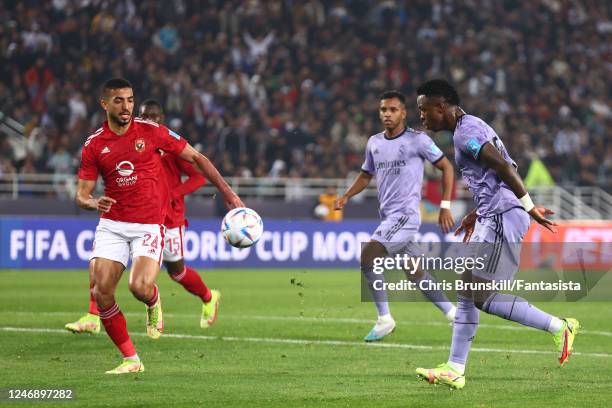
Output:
top-left (362, 128), bottom-right (444, 222)
top-left (454, 115), bottom-right (521, 217)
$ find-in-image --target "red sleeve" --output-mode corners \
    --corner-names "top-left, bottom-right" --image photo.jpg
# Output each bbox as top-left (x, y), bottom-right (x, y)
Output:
top-left (77, 144), bottom-right (98, 180)
top-left (155, 125), bottom-right (187, 156)
top-left (171, 157), bottom-right (206, 200)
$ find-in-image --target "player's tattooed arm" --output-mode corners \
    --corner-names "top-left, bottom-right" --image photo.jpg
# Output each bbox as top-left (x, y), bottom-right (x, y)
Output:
top-left (75, 179), bottom-right (116, 212)
top-left (178, 143), bottom-right (244, 209)
top-left (478, 143), bottom-right (557, 232)
top-left (432, 156), bottom-right (455, 233)
top-left (334, 170), bottom-right (372, 210)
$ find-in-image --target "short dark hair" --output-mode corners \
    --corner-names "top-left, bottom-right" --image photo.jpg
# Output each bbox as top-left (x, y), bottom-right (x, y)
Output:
top-left (380, 90), bottom-right (406, 106)
top-left (416, 79), bottom-right (460, 105)
top-left (101, 78), bottom-right (133, 98)
top-left (140, 99), bottom-right (163, 112)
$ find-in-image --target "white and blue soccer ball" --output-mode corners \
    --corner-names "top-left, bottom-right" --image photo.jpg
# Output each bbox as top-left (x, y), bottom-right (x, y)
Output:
top-left (221, 207), bottom-right (264, 248)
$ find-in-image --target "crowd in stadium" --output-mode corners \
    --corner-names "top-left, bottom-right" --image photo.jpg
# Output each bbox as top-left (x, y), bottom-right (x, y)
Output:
top-left (0, 0), bottom-right (610, 190)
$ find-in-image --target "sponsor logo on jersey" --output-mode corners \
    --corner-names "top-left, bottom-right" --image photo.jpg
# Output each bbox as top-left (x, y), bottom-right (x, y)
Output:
top-left (116, 161), bottom-right (135, 176)
top-left (101, 146), bottom-right (110, 154)
top-left (135, 138), bottom-right (145, 152)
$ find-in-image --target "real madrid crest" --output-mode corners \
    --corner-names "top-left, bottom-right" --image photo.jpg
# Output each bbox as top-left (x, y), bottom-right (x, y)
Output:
top-left (135, 138), bottom-right (145, 152)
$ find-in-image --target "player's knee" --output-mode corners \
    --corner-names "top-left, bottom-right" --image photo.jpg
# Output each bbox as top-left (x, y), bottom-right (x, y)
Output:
top-left (128, 280), bottom-right (151, 300)
top-left (473, 291), bottom-right (494, 311)
top-left (165, 260), bottom-right (184, 276)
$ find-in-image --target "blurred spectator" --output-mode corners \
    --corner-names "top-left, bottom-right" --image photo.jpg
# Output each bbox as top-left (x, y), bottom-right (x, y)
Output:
top-left (0, 0), bottom-right (609, 194)
top-left (317, 186), bottom-right (342, 222)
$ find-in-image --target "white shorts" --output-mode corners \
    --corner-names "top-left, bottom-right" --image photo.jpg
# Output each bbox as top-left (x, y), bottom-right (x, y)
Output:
top-left (91, 219), bottom-right (166, 267)
top-left (163, 225), bottom-right (185, 262)
top-left (371, 217), bottom-right (420, 255)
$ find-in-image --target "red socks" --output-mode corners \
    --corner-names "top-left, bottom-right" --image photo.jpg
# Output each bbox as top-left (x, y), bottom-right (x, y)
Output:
top-left (145, 285), bottom-right (159, 307)
top-left (171, 266), bottom-right (212, 303)
top-left (99, 303), bottom-right (136, 358)
top-left (88, 286), bottom-right (99, 315)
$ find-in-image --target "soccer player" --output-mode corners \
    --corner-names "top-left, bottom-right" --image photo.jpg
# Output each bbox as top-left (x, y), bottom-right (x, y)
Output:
top-left (414, 79), bottom-right (579, 389)
top-left (74, 78), bottom-right (243, 374)
top-left (65, 99), bottom-right (221, 335)
top-left (334, 90), bottom-right (457, 342)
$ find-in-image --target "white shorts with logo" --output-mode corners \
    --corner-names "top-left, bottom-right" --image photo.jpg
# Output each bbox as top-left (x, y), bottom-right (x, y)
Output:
top-left (91, 219), bottom-right (166, 267)
top-left (371, 216), bottom-right (420, 255)
top-left (163, 225), bottom-right (185, 262)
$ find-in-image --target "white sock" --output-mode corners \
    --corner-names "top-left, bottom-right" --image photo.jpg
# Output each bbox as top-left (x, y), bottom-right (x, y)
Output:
top-left (447, 361), bottom-right (465, 375)
top-left (377, 313), bottom-right (393, 322)
top-left (125, 354), bottom-right (140, 362)
top-left (445, 306), bottom-right (457, 321)
top-left (547, 317), bottom-right (564, 334)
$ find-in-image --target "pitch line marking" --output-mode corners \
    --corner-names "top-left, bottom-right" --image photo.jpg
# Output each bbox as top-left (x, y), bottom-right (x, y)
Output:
top-left (1, 311), bottom-right (611, 337)
top-left (1, 326), bottom-right (611, 359)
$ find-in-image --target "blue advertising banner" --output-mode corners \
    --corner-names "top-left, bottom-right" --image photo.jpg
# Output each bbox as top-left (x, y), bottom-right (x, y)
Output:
top-left (0, 217), bottom-right (457, 269)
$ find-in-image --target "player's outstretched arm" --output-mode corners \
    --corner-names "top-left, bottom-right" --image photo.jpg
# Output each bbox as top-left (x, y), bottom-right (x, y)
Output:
top-left (334, 170), bottom-right (372, 210)
top-left (75, 178), bottom-right (116, 212)
top-left (432, 156), bottom-right (455, 233)
top-left (172, 159), bottom-right (206, 200)
top-left (178, 144), bottom-right (244, 209)
top-left (478, 143), bottom-right (557, 232)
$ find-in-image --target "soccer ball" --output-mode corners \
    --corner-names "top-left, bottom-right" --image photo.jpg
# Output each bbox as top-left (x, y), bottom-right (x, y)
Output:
top-left (221, 207), bottom-right (264, 248)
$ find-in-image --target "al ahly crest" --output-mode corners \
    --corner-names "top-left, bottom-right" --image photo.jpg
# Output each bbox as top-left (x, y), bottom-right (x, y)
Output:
top-left (135, 138), bottom-right (145, 152)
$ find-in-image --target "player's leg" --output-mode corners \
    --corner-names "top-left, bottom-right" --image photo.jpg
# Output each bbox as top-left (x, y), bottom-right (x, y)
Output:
top-left (129, 223), bottom-right (166, 339)
top-left (403, 251), bottom-right (456, 322)
top-left (471, 210), bottom-right (578, 365)
top-left (416, 214), bottom-right (496, 388)
top-left (166, 257), bottom-right (219, 328)
top-left (92, 257), bottom-right (143, 374)
top-left (163, 226), bottom-right (219, 328)
top-left (129, 256), bottom-right (163, 339)
top-left (416, 270), bottom-right (473, 389)
top-left (87, 219), bottom-right (143, 374)
top-left (361, 239), bottom-right (396, 341)
top-left (65, 262), bottom-right (100, 334)
top-left (166, 258), bottom-right (212, 302)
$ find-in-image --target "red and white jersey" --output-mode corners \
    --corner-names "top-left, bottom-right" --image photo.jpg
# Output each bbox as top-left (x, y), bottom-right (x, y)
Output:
top-left (78, 118), bottom-right (187, 224)
top-left (162, 154), bottom-right (205, 229)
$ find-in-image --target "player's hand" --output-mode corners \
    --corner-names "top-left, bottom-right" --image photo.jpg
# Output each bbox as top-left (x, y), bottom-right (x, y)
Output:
top-left (438, 208), bottom-right (455, 234)
top-left (528, 206), bottom-right (558, 233)
top-left (455, 211), bottom-right (477, 242)
top-left (224, 191), bottom-right (244, 209)
top-left (333, 196), bottom-right (348, 210)
top-left (96, 196), bottom-right (116, 213)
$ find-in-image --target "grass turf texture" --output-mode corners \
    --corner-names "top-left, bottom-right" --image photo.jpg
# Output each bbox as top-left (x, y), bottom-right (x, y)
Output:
top-left (0, 270), bottom-right (611, 408)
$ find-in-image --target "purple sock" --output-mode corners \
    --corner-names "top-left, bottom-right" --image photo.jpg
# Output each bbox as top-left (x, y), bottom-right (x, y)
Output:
top-left (449, 295), bottom-right (480, 365)
top-left (483, 293), bottom-right (552, 331)
top-left (362, 266), bottom-right (390, 316)
top-left (413, 271), bottom-right (454, 315)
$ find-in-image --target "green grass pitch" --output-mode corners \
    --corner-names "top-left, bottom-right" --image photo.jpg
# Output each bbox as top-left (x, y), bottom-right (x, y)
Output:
top-left (0, 269), bottom-right (611, 407)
